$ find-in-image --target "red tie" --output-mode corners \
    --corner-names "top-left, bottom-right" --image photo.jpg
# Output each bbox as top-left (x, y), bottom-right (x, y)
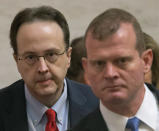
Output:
top-left (45, 109), bottom-right (59, 131)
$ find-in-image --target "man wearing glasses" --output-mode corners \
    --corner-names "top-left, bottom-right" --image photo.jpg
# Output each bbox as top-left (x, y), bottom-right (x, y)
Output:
top-left (0, 6), bottom-right (98, 131)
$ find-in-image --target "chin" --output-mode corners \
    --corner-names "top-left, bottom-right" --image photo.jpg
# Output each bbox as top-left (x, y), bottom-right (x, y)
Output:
top-left (38, 89), bottom-right (57, 97)
top-left (103, 93), bottom-right (127, 104)
top-left (37, 84), bottom-right (57, 93)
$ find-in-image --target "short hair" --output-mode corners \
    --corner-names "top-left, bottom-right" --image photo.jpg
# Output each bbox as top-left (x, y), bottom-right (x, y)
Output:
top-left (10, 5), bottom-right (70, 55)
top-left (143, 32), bottom-right (159, 88)
top-left (84, 8), bottom-right (145, 55)
top-left (67, 36), bottom-right (86, 83)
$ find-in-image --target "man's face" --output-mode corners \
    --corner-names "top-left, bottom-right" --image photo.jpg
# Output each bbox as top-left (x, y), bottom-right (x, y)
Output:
top-left (15, 21), bottom-right (71, 100)
top-left (83, 23), bottom-right (151, 107)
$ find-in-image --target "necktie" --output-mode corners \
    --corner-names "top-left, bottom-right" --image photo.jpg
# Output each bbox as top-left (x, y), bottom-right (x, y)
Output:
top-left (126, 117), bottom-right (140, 131)
top-left (45, 109), bottom-right (59, 131)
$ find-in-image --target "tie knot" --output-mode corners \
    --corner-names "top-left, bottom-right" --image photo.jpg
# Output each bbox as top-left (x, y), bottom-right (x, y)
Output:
top-left (126, 117), bottom-right (140, 131)
top-left (45, 109), bottom-right (59, 131)
top-left (46, 109), bottom-right (56, 122)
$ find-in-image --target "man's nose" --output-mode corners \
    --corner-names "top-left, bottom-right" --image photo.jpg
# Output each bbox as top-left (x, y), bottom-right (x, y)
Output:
top-left (37, 57), bottom-right (49, 73)
top-left (103, 63), bottom-right (119, 79)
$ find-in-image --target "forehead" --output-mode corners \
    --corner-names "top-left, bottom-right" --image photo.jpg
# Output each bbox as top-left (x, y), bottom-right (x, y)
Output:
top-left (16, 21), bottom-right (65, 54)
top-left (85, 23), bottom-right (137, 58)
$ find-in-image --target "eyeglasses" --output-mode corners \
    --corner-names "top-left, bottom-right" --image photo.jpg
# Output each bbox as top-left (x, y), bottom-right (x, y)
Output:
top-left (18, 49), bottom-right (66, 65)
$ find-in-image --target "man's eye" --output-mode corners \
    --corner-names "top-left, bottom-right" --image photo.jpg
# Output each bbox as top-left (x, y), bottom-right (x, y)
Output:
top-left (119, 58), bottom-right (126, 63)
top-left (25, 55), bottom-right (36, 60)
top-left (116, 58), bottom-right (128, 65)
top-left (47, 52), bottom-right (55, 57)
top-left (96, 61), bottom-right (105, 66)
top-left (92, 61), bottom-right (105, 68)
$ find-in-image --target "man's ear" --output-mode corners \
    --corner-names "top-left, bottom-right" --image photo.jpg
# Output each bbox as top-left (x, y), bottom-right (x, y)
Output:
top-left (142, 49), bottom-right (153, 74)
top-left (82, 57), bottom-right (91, 86)
top-left (13, 54), bottom-right (18, 63)
top-left (82, 57), bottom-right (88, 73)
top-left (66, 47), bottom-right (72, 67)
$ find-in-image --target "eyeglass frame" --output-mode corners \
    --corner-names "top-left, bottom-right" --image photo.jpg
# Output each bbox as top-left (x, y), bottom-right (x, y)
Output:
top-left (17, 49), bottom-right (67, 65)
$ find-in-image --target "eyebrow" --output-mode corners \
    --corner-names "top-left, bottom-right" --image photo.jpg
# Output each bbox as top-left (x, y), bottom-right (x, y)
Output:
top-left (20, 48), bottom-right (64, 56)
top-left (43, 49), bottom-right (61, 53)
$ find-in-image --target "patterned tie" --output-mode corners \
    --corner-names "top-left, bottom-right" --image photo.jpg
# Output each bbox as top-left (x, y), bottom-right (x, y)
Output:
top-left (45, 109), bottom-right (59, 131)
top-left (126, 117), bottom-right (140, 131)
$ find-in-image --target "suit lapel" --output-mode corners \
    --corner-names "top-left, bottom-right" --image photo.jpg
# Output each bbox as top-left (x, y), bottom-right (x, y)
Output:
top-left (3, 80), bottom-right (28, 131)
top-left (85, 108), bottom-right (109, 131)
top-left (66, 79), bottom-right (89, 127)
top-left (87, 84), bottom-right (159, 131)
top-left (146, 83), bottom-right (159, 102)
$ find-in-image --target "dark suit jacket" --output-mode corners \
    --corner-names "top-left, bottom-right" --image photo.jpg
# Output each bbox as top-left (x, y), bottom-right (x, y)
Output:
top-left (0, 78), bottom-right (99, 131)
top-left (71, 84), bottom-right (159, 131)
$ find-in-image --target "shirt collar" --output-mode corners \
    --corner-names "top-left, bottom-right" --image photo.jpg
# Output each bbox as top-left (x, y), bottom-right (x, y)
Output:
top-left (136, 84), bottom-right (158, 130)
top-left (100, 84), bottom-right (158, 131)
top-left (25, 78), bottom-right (68, 126)
top-left (100, 102), bottom-right (128, 131)
top-left (51, 79), bottom-right (68, 125)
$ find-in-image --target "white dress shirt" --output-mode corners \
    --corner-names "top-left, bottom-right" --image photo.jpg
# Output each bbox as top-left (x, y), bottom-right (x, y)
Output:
top-left (100, 84), bottom-right (159, 131)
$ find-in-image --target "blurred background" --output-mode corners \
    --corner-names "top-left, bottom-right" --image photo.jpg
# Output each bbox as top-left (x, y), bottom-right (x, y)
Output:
top-left (0, 0), bottom-right (159, 87)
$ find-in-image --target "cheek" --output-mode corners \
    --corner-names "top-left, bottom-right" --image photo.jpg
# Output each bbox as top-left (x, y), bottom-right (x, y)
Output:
top-left (124, 63), bottom-right (144, 86)
top-left (87, 70), bottom-right (97, 83)
top-left (17, 63), bottom-right (28, 77)
top-left (17, 64), bottom-right (35, 84)
top-left (87, 70), bottom-right (103, 93)
top-left (50, 60), bottom-right (68, 79)
top-left (86, 66), bottom-right (104, 85)
top-left (57, 55), bottom-right (70, 69)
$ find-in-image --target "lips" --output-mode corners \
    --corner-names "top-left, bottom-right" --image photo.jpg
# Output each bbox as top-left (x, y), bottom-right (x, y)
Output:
top-left (106, 85), bottom-right (121, 88)
top-left (101, 83), bottom-right (124, 91)
top-left (36, 75), bottom-right (52, 81)
top-left (36, 76), bottom-right (53, 85)
top-left (37, 79), bottom-right (52, 86)
top-left (37, 79), bottom-right (51, 82)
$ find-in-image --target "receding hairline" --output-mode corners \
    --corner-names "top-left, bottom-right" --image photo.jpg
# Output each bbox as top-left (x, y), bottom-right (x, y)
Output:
top-left (83, 8), bottom-right (145, 55)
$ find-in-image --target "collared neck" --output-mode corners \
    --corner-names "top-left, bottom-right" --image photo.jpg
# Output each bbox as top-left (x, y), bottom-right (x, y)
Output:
top-left (51, 79), bottom-right (68, 126)
top-left (136, 84), bottom-right (158, 130)
top-left (25, 85), bottom-right (47, 126)
top-left (25, 78), bottom-right (68, 128)
top-left (100, 84), bottom-right (158, 131)
top-left (100, 101), bottom-right (128, 131)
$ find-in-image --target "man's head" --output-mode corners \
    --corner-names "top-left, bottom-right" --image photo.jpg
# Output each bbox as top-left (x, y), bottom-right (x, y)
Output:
top-left (10, 5), bottom-right (70, 55)
top-left (84, 8), bottom-right (145, 55)
top-left (66, 37), bottom-right (85, 82)
top-left (82, 8), bottom-right (152, 116)
top-left (143, 32), bottom-right (159, 89)
top-left (66, 36), bottom-right (90, 84)
top-left (10, 6), bottom-right (72, 107)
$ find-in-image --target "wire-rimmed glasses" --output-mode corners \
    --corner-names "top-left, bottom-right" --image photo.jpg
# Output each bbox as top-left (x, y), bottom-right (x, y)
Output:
top-left (17, 49), bottom-right (66, 65)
